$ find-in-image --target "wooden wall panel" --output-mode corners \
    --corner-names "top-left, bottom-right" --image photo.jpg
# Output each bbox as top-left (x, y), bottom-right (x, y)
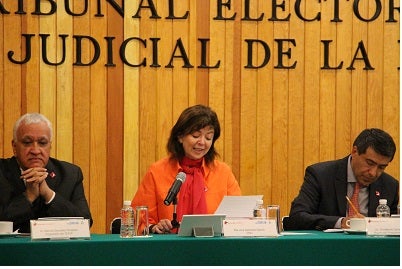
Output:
top-left (0, 0), bottom-right (399, 233)
top-left (382, 0), bottom-right (400, 176)
top-left (138, 6), bottom-right (158, 192)
top-left (229, 8), bottom-right (240, 176)
top-left (209, 2), bottom-right (226, 159)
top-left (72, 0), bottom-right (92, 218)
top-left (88, 1), bottom-right (108, 234)
top-left (320, 3), bottom-right (337, 161)
top-left (106, 0), bottom-right (124, 234)
top-left (195, 2), bottom-right (210, 104)
top-left (287, 0), bottom-right (305, 212)
top-left (123, 0), bottom-right (140, 202)
top-left (56, 0), bottom-right (73, 162)
top-left (155, 0), bottom-right (173, 163)
top-left (3, 1), bottom-right (22, 157)
top-left (22, 1), bottom-right (40, 114)
top-left (351, 1), bottom-right (369, 136)
top-left (367, 0), bottom-right (384, 128)
top-left (188, 1), bottom-right (198, 105)
top-left (221, 14), bottom-right (234, 166)
top-left (255, 0), bottom-right (273, 204)
top-left (39, 5), bottom-right (57, 153)
top-left (172, 0), bottom-right (191, 115)
top-left (303, 1), bottom-right (321, 171)
top-left (240, 4), bottom-right (259, 196)
top-left (335, 1), bottom-right (353, 160)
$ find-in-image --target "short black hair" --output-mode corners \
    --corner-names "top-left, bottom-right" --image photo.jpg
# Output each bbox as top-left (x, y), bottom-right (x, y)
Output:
top-left (353, 128), bottom-right (396, 161)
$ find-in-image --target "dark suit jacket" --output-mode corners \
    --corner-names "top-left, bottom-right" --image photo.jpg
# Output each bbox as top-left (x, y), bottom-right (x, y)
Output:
top-left (284, 156), bottom-right (399, 231)
top-left (0, 157), bottom-right (93, 233)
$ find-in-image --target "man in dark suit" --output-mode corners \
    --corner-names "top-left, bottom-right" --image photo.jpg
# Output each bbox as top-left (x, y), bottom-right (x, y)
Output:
top-left (284, 128), bottom-right (399, 231)
top-left (0, 113), bottom-right (92, 233)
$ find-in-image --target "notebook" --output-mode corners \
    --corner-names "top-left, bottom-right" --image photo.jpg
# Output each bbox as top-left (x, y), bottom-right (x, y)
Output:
top-left (178, 214), bottom-right (226, 237)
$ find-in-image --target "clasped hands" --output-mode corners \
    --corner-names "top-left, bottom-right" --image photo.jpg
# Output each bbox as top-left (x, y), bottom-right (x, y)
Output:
top-left (21, 167), bottom-right (53, 204)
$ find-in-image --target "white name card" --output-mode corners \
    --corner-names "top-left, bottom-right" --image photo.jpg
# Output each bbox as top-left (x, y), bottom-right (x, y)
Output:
top-left (30, 218), bottom-right (90, 240)
top-left (223, 218), bottom-right (278, 237)
top-left (366, 217), bottom-right (400, 236)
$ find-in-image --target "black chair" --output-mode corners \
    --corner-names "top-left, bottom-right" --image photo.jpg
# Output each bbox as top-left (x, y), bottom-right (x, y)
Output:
top-left (110, 217), bottom-right (121, 234)
top-left (282, 216), bottom-right (291, 231)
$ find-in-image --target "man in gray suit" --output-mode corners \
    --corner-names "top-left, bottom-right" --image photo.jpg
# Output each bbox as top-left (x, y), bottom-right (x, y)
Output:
top-left (0, 113), bottom-right (92, 233)
top-left (284, 128), bottom-right (399, 231)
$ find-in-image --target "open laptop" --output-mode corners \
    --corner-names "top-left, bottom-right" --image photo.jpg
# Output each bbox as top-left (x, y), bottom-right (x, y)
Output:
top-left (178, 214), bottom-right (226, 237)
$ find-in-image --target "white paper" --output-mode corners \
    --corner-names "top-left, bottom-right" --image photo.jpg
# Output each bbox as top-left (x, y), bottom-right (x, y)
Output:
top-left (30, 218), bottom-right (90, 240)
top-left (366, 217), bottom-right (400, 236)
top-left (281, 232), bottom-right (313, 235)
top-left (38, 217), bottom-right (84, 220)
top-left (323, 229), bottom-right (344, 233)
top-left (215, 195), bottom-right (263, 218)
top-left (223, 218), bottom-right (278, 237)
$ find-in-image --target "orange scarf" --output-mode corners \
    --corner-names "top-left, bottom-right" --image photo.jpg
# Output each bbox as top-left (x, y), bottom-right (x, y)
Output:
top-left (176, 157), bottom-right (208, 221)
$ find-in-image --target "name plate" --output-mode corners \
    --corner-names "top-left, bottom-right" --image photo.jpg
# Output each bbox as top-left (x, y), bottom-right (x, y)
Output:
top-left (223, 218), bottom-right (278, 237)
top-left (30, 218), bottom-right (90, 240)
top-left (366, 217), bottom-right (400, 236)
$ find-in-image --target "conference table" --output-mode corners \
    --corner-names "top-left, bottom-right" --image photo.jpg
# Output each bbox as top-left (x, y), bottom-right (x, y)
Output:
top-left (0, 230), bottom-right (399, 266)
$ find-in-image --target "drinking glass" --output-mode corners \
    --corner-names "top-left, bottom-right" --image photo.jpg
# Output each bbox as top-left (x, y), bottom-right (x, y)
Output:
top-left (135, 205), bottom-right (149, 236)
top-left (267, 205), bottom-right (281, 234)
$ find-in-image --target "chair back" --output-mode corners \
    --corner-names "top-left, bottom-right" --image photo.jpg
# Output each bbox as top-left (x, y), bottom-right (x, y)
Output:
top-left (110, 217), bottom-right (121, 234)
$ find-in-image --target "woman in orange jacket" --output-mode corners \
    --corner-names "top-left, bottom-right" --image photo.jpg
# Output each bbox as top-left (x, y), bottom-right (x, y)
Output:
top-left (131, 104), bottom-right (241, 234)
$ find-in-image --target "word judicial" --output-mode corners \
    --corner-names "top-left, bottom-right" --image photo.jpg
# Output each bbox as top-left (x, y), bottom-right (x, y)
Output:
top-left (8, 35), bottom-right (377, 70)
top-left (0, 0), bottom-right (399, 23)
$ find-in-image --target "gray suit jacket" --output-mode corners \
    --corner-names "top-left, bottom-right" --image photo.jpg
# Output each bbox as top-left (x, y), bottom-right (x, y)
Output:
top-left (284, 156), bottom-right (399, 230)
top-left (0, 157), bottom-right (93, 233)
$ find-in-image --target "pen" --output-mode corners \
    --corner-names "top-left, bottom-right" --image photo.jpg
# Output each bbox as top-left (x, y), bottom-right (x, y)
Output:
top-left (345, 195), bottom-right (360, 215)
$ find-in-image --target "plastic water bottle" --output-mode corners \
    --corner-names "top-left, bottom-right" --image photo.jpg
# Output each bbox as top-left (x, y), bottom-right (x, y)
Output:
top-left (376, 199), bottom-right (390, 218)
top-left (120, 200), bottom-right (135, 238)
top-left (253, 199), bottom-right (266, 218)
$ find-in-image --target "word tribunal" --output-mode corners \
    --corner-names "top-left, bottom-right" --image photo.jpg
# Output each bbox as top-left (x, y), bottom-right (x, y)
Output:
top-left (0, 0), bottom-right (399, 23)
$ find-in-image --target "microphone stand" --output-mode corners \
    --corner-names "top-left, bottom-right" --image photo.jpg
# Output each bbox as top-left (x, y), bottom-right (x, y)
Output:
top-left (171, 197), bottom-right (180, 232)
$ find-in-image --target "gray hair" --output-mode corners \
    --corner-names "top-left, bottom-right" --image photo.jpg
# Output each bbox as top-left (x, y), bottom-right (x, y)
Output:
top-left (13, 113), bottom-right (53, 142)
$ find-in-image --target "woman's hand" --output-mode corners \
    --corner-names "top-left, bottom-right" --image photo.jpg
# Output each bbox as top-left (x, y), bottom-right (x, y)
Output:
top-left (151, 219), bottom-right (173, 234)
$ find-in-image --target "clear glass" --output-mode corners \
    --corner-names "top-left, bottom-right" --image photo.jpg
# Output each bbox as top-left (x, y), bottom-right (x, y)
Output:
top-left (135, 205), bottom-right (150, 236)
top-left (267, 205), bottom-right (281, 233)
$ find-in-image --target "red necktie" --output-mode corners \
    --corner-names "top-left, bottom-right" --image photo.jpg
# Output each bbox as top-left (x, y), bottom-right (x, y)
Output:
top-left (348, 183), bottom-right (360, 216)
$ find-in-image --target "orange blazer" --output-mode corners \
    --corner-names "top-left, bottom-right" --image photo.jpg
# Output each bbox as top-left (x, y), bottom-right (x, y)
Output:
top-left (131, 157), bottom-right (241, 226)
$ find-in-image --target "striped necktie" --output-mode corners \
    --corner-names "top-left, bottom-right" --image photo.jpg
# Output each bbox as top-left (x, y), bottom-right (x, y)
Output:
top-left (348, 182), bottom-right (360, 216)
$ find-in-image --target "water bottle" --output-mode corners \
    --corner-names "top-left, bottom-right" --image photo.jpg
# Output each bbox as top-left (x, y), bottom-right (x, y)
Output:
top-left (376, 199), bottom-right (391, 218)
top-left (253, 199), bottom-right (266, 218)
top-left (120, 200), bottom-right (135, 238)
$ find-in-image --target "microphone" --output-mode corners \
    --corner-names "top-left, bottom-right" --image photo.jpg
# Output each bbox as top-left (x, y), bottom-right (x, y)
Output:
top-left (164, 172), bottom-right (186, 205)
